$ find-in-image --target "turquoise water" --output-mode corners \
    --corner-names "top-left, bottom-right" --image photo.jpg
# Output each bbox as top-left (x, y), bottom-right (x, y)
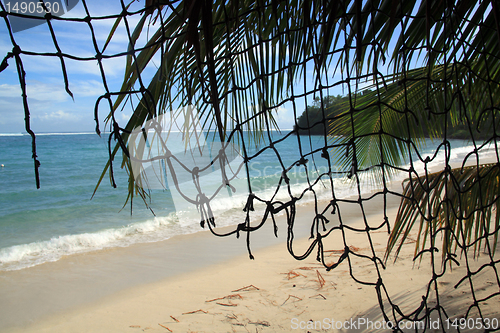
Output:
top-left (0, 132), bottom-right (486, 271)
top-left (0, 132), bottom-right (333, 270)
top-left (0, 134), bottom-right (192, 267)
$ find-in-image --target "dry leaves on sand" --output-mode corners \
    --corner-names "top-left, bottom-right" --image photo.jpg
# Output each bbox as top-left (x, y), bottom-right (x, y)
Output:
top-left (232, 285), bottom-right (260, 292)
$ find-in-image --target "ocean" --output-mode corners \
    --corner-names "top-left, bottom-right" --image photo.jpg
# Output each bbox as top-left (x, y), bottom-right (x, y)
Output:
top-left (0, 132), bottom-right (490, 271)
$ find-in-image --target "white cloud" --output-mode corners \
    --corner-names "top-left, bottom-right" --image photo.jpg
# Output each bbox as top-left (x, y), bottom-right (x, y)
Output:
top-left (0, 84), bottom-right (22, 98)
top-left (0, 78), bottom-right (106, 107)
top-left (273, 105), bottom-right (295, 130)
top-left (0, 2), bottom-right (153, 133)
top-left (72, 79), bottom-right (105, 97)
top-left (0, 29), bottom-right (12, 55)
top-left (3, 2), bottom-right (141, 78)
top-left (118, 111), bottom-right (133, 123)
top-left (0, 97), bottom-right (24, 126)
top-left (35, 110), bottom-right (81, 121)
top-left (0, 82), bottom-right (69, 101)
top-left (13, 43), bottom-right (127, 78)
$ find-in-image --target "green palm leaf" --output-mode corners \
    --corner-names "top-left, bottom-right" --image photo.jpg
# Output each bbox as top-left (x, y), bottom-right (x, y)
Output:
top-left (320, 0), bottom-right (500, 264)
top-left (94, 0), bottom-right (500, 261)
top-left (95, 0), bottom-right (359, 199)
top-left (328, 63), bottom-right (500, 185)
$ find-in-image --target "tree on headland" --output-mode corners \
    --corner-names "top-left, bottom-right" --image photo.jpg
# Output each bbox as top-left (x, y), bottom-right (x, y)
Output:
top-left (294, 95), bottom-right (346, 135)
top-left (296, 91), bottom-right (494, 139)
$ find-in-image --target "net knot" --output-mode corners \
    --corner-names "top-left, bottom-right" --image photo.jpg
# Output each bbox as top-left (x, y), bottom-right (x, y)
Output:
top-left (296, 157), bottom-right (308, 166)
top-left (197, 192), bottom-right (208, 203)
top-left (315, 214), bottom-right (329, 231)
top-left (192, 166), bottom-right (200, 177)
top-left (321, 147), bottom-right (329, 159)
top-left (12, 45), bottom-right (21, 56)
top-left (197, 193), bottom-right (215, 228)
top-left (243, 193), bottom-right (255, 212)
top-left (330, 200), bottom-right (336, 214)
top-left (236, 222), bottom-right (246, 238)
top-left (281, 170), bottom-right (290, 184)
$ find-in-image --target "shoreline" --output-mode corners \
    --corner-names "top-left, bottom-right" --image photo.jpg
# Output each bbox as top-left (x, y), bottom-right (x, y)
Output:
top-left (2, 153), bottom-right (499, 332)
top-left (1, 189), bottom-right (403, 332)
top-left (6, 190), bottom-right (499, 333)
top-left (2, 137), bottom-right (492, 273)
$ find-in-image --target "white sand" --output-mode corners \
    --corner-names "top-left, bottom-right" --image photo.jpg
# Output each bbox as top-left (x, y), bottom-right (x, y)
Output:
top-left (4, 191), bottom-right (499, 333)
top-left (2, 154), bottom-right (500, 332)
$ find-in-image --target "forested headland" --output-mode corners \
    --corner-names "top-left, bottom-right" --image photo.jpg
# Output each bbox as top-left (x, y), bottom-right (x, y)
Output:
top-left (294, 94), bottom-right (495, 140)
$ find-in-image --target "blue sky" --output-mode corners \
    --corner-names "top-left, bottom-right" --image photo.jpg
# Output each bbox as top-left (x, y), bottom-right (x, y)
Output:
top-left (0, 1), bottom-right (153, 133)
top-left (0, 0), bottom-right (381, 135)
top-left (0, 0), bottom-right (301, 134)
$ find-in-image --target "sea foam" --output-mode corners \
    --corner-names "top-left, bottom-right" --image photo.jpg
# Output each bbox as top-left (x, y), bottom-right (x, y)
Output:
top-left (0, 215), bottom-right (180, 271)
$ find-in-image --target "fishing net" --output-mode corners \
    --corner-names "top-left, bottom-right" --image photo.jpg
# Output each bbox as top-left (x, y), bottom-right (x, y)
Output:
top-left (2, 0), bottom-right (500, 330)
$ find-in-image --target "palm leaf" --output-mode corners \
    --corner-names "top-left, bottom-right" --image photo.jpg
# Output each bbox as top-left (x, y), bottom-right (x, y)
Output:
top-left (386, 163), bottom-right (500, 264)
top-left (321, 0), bottom-right (500, 267)
top-left (328, 61), bottom-right (500, 183)
top-left (95, 0), bottom-right (334, 201)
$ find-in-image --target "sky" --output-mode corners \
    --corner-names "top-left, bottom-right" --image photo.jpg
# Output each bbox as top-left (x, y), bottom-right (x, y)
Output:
top-left (0, 0), bottom-right (392, 135)
top-left (0, 0), bottom-right (303, 134)
top-left (0, 1), bottom-right (150, 133)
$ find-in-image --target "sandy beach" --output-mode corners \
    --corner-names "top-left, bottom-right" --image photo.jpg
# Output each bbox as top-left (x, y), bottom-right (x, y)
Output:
top-left (2, 157), bottom-right (500, 332)
top-left (3, 1), bottom-right (500, 331)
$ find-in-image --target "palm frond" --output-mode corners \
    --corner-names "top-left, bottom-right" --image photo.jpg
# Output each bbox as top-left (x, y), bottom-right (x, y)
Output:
top-left (94, 0), bottom-right (369, 200)
top-left (386, 163), bottom-right (500, 264)
top-left (328, 62), bottom-right (500, 184)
